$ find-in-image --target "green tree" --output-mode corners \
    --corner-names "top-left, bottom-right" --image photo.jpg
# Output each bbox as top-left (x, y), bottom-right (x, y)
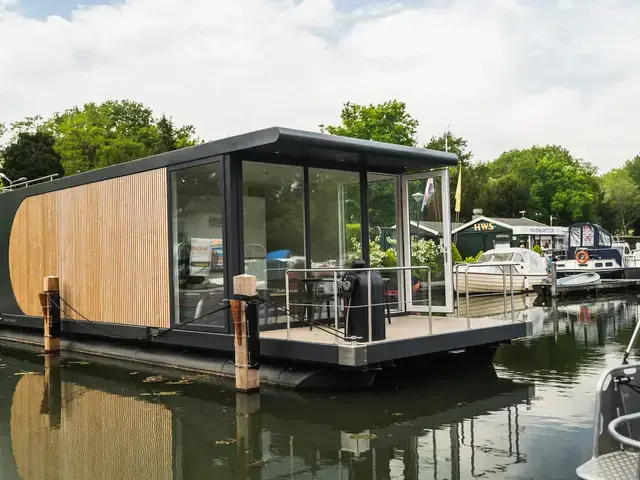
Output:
top-left (624, 153), bottom-right (640, 185)
top-left (425, 131), bottom-right (473, 164)
top-left (477, 173), bottom-right (530, 217)
top-left (320, 100), bottom-right (421, 229)
top-left (1, 131), bottom-right (65, 182)
top-left (23, 100), bottom-right (201, 175)
top-left (319, 99), bottom-right (419, 146)
top-left (487, 145), bottom-right (600, 225)
top-left (601, 168), bottom-right (640, 234)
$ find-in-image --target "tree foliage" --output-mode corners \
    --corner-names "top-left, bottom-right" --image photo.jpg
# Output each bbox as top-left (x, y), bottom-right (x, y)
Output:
top-left (425, 131), bottom-right (473, 164)
top-left (484, 146), bottom-right (601, 225)
top-left (600, 168), bottom-right (640, 234)
top-left (477, 173), bottom-right (530, 218)
top-left (1, 131), bottom-right (65, 182)
top-left (319, 100), bottom-right (419, 146)
top-left (9, 100), bottom-right (201, 175)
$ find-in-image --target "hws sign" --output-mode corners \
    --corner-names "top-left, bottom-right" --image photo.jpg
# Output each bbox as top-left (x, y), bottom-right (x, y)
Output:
top-left (473, 222), bottom-right (495, 231)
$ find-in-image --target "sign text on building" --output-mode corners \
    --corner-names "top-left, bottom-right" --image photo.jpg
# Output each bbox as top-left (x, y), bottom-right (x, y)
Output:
top-left (473, 222), bottom-right (495, 231)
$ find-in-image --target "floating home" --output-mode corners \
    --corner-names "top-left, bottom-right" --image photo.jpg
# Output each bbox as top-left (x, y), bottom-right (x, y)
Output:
top-left (0, 127), bottom-right (533, 388)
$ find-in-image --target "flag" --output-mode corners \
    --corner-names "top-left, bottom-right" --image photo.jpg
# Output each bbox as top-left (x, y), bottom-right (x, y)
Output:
top-left (421, 177), bottom-right (435, 211)
top-left (454, 164), bottom-right (462, 213)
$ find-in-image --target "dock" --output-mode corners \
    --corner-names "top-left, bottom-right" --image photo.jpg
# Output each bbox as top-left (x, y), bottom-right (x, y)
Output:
top-left (533, 278), bottom-right (640, 298)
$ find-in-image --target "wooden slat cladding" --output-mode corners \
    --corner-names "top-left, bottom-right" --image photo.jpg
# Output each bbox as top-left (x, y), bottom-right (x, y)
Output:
top-left (8, 169), bottom-right (170, 328)
top-left (8, 192), bottom-right (59, 317)
top-left (11, 375), bottom-right (173, 480)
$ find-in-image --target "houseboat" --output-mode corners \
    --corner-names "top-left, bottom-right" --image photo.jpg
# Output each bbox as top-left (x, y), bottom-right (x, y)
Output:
top-left (0, 127), bottom-right (533, 389)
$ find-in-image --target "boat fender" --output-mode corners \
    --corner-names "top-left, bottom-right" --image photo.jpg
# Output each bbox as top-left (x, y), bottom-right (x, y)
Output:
top-left (576, 250), bottom-right (589, 264)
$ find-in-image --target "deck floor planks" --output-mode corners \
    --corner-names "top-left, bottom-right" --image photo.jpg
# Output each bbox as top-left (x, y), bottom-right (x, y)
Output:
top-left (261, 314), bottom-right (517, 345)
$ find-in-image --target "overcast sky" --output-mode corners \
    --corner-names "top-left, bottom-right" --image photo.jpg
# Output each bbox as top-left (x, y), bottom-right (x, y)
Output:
top-left (1, 0), bottom-right (638, 172)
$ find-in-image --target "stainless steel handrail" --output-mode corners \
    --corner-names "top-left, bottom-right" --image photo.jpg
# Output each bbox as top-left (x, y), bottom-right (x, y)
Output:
top-left (453, 262), bottom-right (519, 323)
top-left (284, 265), bottom-right (432, 342)
top-left (608, 411), bottom-right (640, 450)
top-left (0, 173), bottom-right (59, 193)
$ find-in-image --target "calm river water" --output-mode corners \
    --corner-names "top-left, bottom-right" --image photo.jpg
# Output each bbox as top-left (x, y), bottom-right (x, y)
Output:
top-left (1, 294), bottom-right (639, 479)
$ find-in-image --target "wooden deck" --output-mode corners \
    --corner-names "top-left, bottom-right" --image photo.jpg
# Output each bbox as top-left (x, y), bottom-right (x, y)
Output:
top-left (261, 314), bottom-right (516, 345)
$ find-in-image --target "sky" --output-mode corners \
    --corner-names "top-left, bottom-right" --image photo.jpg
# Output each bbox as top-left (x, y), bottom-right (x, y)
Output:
top-left (0, 0), bottom-right (639, 172)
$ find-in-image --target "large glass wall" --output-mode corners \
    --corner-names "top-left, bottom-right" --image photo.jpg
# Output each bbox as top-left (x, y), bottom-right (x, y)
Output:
top-left (308, 168), bottom-right (361, 269)
top-left (367, 173), bottom-right (401, 310)
top-left (171, 161), bottom-right (226, 329)
top-left (242, 161), bottom-right (305, 326)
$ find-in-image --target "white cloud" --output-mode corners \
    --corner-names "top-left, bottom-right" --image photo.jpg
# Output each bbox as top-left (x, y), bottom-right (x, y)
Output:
top-left (0, 0), bottom-right (639, 170)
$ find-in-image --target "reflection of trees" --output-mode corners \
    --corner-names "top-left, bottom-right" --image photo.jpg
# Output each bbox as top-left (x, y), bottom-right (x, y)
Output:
top-left (494, 300), bottom-right (636, 379)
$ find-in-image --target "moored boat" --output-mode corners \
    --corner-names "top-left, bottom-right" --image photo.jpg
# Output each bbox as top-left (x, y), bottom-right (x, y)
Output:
top-left (556, 272), bottom-right (601, 287)
top-left (453, 247), bottom-right (549, 294)
top-left (555, 223), bottom-right (629, 279)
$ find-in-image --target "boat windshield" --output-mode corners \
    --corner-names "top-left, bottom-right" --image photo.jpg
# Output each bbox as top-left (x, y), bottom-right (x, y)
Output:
top-left (477, 252), bottom-right (514, 263)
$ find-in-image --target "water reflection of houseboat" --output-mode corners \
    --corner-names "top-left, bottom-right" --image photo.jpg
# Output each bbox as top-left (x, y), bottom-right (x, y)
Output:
top-left (0, 346), bottom-right (534, 480)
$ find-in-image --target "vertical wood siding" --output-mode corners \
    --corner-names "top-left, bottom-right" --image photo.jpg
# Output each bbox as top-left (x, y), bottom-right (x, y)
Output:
top-left (8, 169), bottom-right (170, 328)
top-left (11, 374), bottom-right (173, 480)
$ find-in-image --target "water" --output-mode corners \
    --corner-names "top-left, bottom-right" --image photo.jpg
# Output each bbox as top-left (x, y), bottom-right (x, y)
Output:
top-left (1, 294), bottom-right (640, 479)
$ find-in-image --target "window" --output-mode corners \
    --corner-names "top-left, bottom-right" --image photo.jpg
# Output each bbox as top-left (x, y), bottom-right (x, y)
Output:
top-left (582, 225), bottom-right (595, 247)
top-left (599, 230), bottom-right (612, 247)
top-left (308, 168), bottom-right (361, 269)
top-left (570, 226), bottom-right (581, 247)
top-left (242, 161), bottom-right (305, 326)
top-left (171, 161), bottom-right (226, 329)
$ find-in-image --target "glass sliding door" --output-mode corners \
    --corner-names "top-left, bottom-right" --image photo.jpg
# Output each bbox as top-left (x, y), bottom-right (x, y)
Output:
top-left (170, 160), bottom-right (227, 329)
top-left (367, 173), bottom-right (402, 311)
top-left (402, 170), bottom-right (453, 313)
top-left (242, 161), bottom-right (305, 327)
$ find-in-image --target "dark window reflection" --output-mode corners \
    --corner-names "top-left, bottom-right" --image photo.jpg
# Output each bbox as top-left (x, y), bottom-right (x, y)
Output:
top-left (171, 162), bottom-right (226, 329)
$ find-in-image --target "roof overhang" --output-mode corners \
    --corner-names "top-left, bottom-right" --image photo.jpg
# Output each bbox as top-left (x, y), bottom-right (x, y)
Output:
top-left (234, 127), bottom-right (459, 174)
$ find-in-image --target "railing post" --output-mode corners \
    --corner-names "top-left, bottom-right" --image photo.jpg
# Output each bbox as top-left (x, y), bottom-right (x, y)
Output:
top-left (333, 270), bottom-right (339, 344)
top-left (367, 269), bottom-right (372, 343)
top-left (464, 265), bottom-right (470, 321)
top-left (510, 267), bottom-right (515, 322)
top-left (40, 276), bottom-right (60, 353)
top-left (285, 270), bottom-right (291, 339)
top-left (231, 274), bottom-right (259, 393)
top-left (427, 268), bottom-right (432, 334)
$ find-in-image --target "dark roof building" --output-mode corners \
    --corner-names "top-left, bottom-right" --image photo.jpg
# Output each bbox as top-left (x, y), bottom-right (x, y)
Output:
top-left (452, 215), bottom-right (567, 258)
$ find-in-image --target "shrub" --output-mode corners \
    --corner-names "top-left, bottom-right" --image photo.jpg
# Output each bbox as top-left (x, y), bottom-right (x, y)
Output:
top-left (532, 244), bottom-right (544, 256)
top-left (452, 242), bottom-right (463, 264)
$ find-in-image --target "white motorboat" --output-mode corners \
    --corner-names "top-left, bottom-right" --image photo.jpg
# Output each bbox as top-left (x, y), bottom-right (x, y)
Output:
top-left (556, 272), bottom-right (601, 287)
top-left (453, 247), bottom-right (549, 294)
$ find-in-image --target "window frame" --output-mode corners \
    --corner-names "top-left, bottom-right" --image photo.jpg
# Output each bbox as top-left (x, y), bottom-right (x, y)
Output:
top-left (167, 156), bottom-right (229, 333)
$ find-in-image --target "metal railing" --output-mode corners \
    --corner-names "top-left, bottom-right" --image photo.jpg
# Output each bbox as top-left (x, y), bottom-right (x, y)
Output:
top-left (284, 265), bottom-right (431, 343)
top-left (453, 262), bottom-right (519, 324)
top-left (0, 173), bottom-right (59, 193)
top-left (623, 255), bottom-right (640, 269)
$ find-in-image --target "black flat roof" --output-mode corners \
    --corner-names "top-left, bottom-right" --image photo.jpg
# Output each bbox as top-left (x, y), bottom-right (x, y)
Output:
top-left (0, 126), bottom-right (458, 198)
top-left (234, 127), bottom-right (459, 173)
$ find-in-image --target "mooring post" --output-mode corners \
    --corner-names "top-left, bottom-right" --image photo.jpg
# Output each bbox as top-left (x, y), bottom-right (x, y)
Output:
top-left (41, 276), bottom-right (61, 353)
top-left (231, 274), bottom-right (259, 393)
top-left (551, 262), bottom-right (557, 298)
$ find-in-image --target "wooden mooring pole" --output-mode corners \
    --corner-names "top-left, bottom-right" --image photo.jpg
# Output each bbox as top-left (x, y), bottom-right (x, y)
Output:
top-left (231, 274), bottom-right (260, 393)
top-left (231, 274), bottom-right (262, 477)
top-left (39, 276), bottom-right (61, 353)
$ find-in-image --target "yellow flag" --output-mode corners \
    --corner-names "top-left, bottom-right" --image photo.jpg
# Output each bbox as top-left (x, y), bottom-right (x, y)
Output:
top-left (454, 164), bottom-right (462, 213)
